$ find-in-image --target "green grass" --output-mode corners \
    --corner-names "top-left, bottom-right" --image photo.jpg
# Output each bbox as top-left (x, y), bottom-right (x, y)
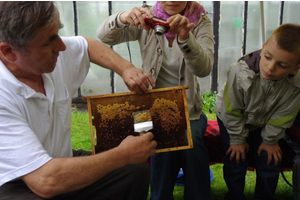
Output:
top-left (70, 93), bottom-right (294, 199)
top-left (209, 164), bottom-right (293, 200)
top-left (71, 109), bottom-right (92, 151)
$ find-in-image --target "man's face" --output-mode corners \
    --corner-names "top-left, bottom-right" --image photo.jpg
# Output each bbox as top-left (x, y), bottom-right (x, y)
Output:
top-left (13, 17), bottom-right (66, 77)
top-left (260, 38), bottom-right (300, 81)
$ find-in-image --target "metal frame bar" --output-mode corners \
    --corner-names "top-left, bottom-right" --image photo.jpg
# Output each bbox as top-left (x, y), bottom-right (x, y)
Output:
top-left (211, 1), bottom-right (220, 92)
top-left (108, 1), bottom-right (115, 94)
top-left (279, 1), bottom-right (285, 25)
top-left (242, 1), bottom-right (248, 55)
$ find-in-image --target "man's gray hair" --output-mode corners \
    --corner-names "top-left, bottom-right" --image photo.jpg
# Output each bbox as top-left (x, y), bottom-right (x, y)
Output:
top-left (0, 1), bottom-right (59, 51)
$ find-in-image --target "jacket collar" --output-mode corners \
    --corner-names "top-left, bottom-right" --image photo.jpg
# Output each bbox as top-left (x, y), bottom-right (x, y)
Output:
top-left (240, 50), bottom-right (261, 73)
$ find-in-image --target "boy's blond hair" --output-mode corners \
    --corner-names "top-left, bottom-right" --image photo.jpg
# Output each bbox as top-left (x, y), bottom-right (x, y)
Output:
top-left (267, 23), bottom-right (300, 64)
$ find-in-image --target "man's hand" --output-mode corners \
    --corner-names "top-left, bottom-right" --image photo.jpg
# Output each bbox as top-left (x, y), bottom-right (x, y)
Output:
top-left (257, 142), bottom-right (282, 166)
top-left (117, 132), bottom-right (157, 164)
top-left (83, 37), bottom-right (155, 93)
top-left (227, 142), bottom-right (249, 164)
top-left (121, 67), bottom-right (155, 94)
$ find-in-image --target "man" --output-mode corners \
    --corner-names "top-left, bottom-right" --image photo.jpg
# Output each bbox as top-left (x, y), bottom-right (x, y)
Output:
top-left (0, 2), bottom-right (157, 200)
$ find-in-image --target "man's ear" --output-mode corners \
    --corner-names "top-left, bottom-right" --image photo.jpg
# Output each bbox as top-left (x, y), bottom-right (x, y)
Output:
top-left (0, 42), bottom-right (17, 62)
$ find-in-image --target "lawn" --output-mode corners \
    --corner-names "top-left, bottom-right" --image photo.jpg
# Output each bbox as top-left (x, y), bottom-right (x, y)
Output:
top-left (70, 92), bottom-right (294, 199)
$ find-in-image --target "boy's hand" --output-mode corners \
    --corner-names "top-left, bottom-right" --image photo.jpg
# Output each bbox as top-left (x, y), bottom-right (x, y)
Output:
top-left (226, 142), bottom-right (249, 164)
top-left (257, 142), bottom-right (282, 166)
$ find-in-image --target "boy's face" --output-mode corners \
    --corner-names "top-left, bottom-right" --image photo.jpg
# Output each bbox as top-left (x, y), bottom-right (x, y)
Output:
top-left (260, 38), bottom-right (300, 81)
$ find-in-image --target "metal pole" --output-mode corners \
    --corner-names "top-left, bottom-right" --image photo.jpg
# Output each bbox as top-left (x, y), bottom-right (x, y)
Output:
top-left (279, 1), bottom-right (285, 25)
top-left (211, 1), bottom-right (220, 92)
top-left (242, 1), bottom-right (248, 55)
top-left (260, 1), bottom-right (265, 43)
top-left (108, 1), bottom-right (115, 94)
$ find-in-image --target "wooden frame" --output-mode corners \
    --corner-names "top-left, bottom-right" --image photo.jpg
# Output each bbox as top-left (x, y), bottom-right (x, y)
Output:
top-left (83, 85), bottom-right (192, 154)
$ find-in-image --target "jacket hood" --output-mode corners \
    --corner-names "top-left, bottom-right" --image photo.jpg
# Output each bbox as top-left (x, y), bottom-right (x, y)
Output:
top-left (239, 50), bottom-right (261, 73)
top-left (287, 70), bottom-right (300, 88)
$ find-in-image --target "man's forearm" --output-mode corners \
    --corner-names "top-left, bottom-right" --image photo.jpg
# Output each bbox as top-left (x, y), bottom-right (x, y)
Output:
top-left (22, 147), bottom-right (127, 198)
top-left (84, 36), bottom-right (133, 77)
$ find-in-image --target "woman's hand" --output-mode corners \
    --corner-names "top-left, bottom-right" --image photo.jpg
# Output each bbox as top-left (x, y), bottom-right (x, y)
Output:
top-left (166, 14), bottom-right (195, 41)
top-left (119, 7), bottom-right (153, 30)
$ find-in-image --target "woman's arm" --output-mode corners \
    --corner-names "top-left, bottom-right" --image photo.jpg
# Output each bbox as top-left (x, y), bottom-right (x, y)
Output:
top-left (178, 16), bottom-right (215, 77)
top-left (97, 7), bottom-right (153, 45)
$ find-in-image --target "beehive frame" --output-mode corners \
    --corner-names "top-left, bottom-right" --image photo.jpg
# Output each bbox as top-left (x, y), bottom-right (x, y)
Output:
top-left (83, 85), bottom-right (192, 154)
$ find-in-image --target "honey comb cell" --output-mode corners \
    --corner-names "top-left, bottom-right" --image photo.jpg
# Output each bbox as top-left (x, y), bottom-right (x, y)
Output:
top-left (84, 86), bottom-right (192, 154)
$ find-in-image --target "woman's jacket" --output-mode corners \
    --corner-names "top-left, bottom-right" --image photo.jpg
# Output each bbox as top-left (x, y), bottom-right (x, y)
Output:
top-left (97, 11), bottom-right (215, 120)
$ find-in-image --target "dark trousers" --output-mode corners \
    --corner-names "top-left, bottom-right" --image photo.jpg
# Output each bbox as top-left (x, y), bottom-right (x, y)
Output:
top-left (284, 134), bottom-right (300, 200)
top-left (0, 150), bottom-right (151, 200)
top-left (150, 113), bottom-right (211, 200)
top-left (217, 118), bottom-right (281, 200)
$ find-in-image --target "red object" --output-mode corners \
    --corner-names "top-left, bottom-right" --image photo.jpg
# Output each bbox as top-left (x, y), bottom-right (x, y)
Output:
top-left (204, 120), bottom-right (224, 164)
top-left (144, 15), bottom-right (170, 35)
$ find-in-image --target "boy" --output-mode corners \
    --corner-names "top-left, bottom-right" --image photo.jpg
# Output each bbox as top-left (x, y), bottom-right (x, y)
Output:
top-left (215, 23), bottom-right (300, 200)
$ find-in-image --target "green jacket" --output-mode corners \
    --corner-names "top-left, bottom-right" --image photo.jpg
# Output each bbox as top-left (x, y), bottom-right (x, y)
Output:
top-left (216, 50), bottom-right (300, 145)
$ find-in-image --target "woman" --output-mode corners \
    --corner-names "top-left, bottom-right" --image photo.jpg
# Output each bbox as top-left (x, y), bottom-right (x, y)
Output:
top-left (97, 1), bottom-right (215, 199)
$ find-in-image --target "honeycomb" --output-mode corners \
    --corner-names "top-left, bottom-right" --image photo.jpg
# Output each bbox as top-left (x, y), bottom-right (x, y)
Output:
top-left (86, 86), bottom-right (190, 153)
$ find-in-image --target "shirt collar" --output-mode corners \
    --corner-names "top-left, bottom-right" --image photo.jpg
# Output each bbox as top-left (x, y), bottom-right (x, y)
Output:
top-left (0, 60), bottom-right (47, 99)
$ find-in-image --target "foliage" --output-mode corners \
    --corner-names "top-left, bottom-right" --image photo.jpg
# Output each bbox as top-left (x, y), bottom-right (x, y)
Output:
top-left (202, 91), bottom-right (216, 114)
top-left (202, 91), bottom-right (217, 120)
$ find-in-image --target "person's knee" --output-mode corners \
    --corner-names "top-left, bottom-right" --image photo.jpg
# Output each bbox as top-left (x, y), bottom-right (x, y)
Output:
top-left (294, 155), bottom-right (300, 165)
top-left (137, 163), bottom-right (151, 177)
top-left (256, 150), bottom-right (281, 170)
top-left (129, 163), bottom-right (151, 184)
top-left (0, 180), bottom-right (44, 200)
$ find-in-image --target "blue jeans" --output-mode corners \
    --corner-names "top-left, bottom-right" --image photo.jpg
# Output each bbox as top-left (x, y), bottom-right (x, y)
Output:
top-left (217, 118), bottom-right (281, 200)
top-left (150, 113), bottom-right (211, 200)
